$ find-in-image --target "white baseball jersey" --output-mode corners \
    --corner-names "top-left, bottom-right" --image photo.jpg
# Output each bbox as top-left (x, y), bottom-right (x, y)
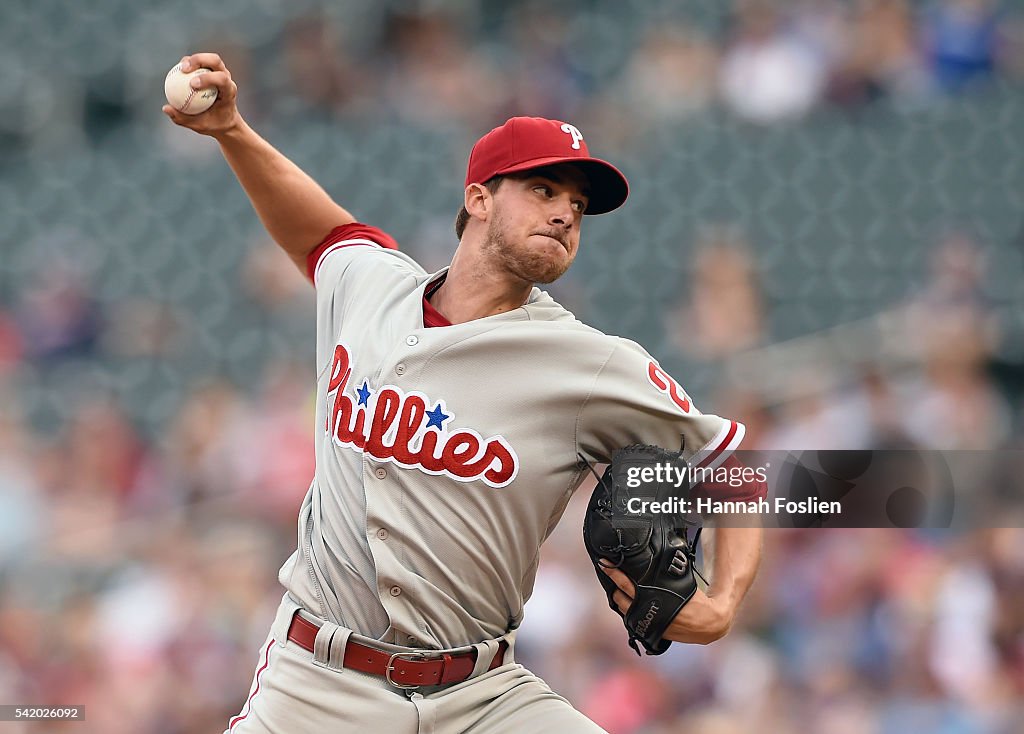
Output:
top-left (277, 223), bottom-right (745, 650)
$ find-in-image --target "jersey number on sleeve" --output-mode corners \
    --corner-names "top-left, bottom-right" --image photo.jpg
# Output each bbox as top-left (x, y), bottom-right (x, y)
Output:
top-left (647, 362), bottom-right (692, 414)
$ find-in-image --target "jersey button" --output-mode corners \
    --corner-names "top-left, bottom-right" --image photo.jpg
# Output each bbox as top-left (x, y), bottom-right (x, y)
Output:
top-left (389, 586), bottom-right (402, 597)
top-left (374, 467), bottom-right (387, 480)
top-left (405, 335), bottom-right (419, 346)
top-left (395, 364), bottom-right (406, 375)
top-left (376, 528), bottom-right (389, 540)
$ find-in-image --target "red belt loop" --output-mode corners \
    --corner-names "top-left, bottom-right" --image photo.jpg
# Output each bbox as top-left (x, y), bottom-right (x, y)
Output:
top-left (437, 653), bottom-right (459, 685)
top-left (286, 611), bottom-right (507, 690)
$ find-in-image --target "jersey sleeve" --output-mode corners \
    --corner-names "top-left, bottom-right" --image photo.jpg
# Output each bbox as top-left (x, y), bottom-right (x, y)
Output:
top-left (307, 222), bottom-right (427, 382)
top-left (305, 222), bottom-right (400, 287)
top-left (577, 341), bottom-right (761, 501)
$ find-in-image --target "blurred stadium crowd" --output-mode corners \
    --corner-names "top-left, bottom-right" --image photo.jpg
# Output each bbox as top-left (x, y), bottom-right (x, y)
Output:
top-left (1, 0), bottom-right (1024, 732)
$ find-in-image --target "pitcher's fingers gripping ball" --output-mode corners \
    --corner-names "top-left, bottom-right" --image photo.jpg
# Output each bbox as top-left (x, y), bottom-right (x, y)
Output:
top-left (164, 63), bottom-right (218, 114)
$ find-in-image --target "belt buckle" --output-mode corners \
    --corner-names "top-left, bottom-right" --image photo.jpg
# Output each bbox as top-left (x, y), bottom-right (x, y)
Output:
top-left (385, 651), bottom-right (433, 690)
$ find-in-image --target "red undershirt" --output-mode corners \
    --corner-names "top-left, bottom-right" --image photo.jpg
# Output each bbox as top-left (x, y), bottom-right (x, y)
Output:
top-left (422, 276), bottom-right (452, 328)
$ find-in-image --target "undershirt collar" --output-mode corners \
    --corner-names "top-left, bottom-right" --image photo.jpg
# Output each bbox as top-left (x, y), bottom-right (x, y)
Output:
top-left (422, 274), bottom-right (452, 328)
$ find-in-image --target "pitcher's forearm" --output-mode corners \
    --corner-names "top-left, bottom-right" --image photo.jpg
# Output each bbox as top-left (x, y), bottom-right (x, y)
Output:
top-left (603, 520), bottom-right (764, 645)
top-left (215, 120), bottom-right (355, 263)
top-left (163, 53), bottom-right (355, 268)
top-left (706, 522), bottom-right (762, 612)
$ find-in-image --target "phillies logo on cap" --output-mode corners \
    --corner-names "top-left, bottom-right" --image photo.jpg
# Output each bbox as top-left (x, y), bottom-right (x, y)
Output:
top-left (324, 343), bottom-right (520, 488)
top-left (560, 123), bottom-right (583, 149)
top-left (465, 116), bottom-right (629, 215)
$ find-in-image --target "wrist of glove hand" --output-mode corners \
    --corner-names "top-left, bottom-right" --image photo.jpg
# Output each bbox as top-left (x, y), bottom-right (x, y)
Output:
top-left (600, 564), bottom-right (734, 645)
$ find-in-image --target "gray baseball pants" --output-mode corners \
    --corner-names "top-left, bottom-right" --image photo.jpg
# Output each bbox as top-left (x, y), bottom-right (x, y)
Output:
top-left (224, 594), bottom-right (607, 734)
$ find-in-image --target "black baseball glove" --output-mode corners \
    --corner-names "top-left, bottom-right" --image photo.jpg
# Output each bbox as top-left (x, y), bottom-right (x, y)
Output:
top-left (582, 444), bottom-right (703, 655)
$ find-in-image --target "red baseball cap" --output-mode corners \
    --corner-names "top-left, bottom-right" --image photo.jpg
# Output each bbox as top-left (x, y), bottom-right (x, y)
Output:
top-left (465, 117), bottom-right (629, 215)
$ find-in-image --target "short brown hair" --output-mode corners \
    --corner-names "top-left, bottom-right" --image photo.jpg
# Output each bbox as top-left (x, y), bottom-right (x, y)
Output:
top-left (455, 177), bottom-right (505, 240)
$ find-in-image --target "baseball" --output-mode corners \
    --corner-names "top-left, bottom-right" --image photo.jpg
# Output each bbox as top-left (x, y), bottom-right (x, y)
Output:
top-left (164, 63), bottom-right (218, 115)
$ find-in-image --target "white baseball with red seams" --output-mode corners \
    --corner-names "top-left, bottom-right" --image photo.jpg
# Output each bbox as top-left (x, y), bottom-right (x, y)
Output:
top-left (164, 63), bottom-right (218, 114)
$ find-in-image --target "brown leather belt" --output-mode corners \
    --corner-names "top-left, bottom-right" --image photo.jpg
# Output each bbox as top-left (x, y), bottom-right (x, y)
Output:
top-left (287, 612), bottom-right (509, 690)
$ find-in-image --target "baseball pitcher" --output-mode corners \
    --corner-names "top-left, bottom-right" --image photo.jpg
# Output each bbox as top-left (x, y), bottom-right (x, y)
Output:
top-left (164, 53), bottom-right (765, 734)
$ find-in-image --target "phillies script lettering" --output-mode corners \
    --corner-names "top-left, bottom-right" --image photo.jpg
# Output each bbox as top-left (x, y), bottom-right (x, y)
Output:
top-left (325, 344), bottom-right (520, 488)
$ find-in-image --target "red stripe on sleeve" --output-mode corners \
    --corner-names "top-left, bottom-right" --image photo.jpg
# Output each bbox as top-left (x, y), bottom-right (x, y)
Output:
top-left (696, 420), bottom-right (739, 469)
top-left (305, 223), bottom-right (400, 282)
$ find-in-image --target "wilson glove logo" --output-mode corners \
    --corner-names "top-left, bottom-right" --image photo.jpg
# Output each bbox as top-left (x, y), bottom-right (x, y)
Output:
top-left (668, 550), bottom-right (689, 576)
top-left (634, 601), bottom-right (660, 636)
